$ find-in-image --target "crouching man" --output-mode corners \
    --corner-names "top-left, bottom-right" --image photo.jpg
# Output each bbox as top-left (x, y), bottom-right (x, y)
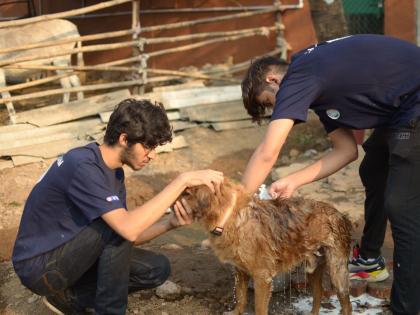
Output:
top-left (12, 99), bottom-right (223, 315)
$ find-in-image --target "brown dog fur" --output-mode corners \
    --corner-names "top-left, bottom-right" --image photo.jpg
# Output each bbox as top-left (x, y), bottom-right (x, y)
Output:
top-left (183, 179), bottom-right (352, 315)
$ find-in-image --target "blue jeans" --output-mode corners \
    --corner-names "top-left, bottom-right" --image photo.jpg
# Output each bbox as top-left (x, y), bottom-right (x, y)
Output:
top-left (14, 219), bottom-right (170, 315)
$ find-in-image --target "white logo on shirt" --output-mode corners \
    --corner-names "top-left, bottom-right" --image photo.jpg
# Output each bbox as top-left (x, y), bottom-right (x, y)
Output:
top-left (326, 109), bottom-right (340, 120)
top-left (305, 47), bottom-right (315, 54)
top-left (57, 156), bottom-right (64, 167)
top-left (106, 195), bottom-right (120, 202)
top-left (305, 35), bottom-right (353, 55)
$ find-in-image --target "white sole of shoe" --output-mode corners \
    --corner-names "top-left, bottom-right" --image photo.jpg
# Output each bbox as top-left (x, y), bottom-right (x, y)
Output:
top-left (42, 296), bottom-right (65, 315)
top-left (367, 269), bottom-right (390, 282)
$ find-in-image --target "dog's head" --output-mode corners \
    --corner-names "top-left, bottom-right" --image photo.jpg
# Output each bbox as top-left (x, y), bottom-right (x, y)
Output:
top-left (181, 178), bottom-right (238, 224)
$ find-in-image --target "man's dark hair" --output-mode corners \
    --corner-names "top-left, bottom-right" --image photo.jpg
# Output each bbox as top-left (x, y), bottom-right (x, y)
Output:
top-left (104, 98), bottom-right (172, 148)
top-left (241, 56), bottom-right (287, 123)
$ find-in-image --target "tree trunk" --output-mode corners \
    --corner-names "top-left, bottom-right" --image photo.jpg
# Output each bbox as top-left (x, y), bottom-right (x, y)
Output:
top-left (308, 0), bottom-right (349, 42)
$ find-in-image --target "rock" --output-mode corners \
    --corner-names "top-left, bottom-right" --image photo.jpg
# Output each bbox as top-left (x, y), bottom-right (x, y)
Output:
top-left (27, 295), bottom-right (38, 303)
top-left (367, 277), bottom-right (392, 299)
top-left (162, 312), bottom-right (169, 315)
top-left (181, 286), bottom-right (192, 294)
top-left (160, 243), bottom-right (183, 250)
top-left (200, 239), bottom-right (211, 250)
top-left (303, 149), bottom-right (318, 158)
top-left (289, 148), bottom-right (300, 159)
top-left (279, 155), bottom-right (290, 165)
top-left (350, 280), bottom-right (367, 297)
top-left (155, 280), bottom-right (181, 300)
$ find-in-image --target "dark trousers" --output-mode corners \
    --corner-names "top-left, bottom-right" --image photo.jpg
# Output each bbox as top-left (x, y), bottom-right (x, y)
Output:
top-left (358, 122), bottom-right (420, 315)
top-left (14, 219), bottom-right (170, 315)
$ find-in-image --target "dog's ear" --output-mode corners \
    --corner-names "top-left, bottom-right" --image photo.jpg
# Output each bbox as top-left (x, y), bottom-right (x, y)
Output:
top-left (194, 185), bottom-right (214, 210)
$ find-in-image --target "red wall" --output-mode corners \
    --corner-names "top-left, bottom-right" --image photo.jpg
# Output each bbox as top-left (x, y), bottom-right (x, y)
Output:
top-left (384, 0), bottom-right (416, 43)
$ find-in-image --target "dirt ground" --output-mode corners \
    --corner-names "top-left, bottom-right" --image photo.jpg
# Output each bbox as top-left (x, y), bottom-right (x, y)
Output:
top-left (0, 119), bottom-right (394, 314)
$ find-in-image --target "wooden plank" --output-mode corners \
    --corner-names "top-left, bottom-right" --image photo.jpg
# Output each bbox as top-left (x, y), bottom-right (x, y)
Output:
top-left (211, 120), bottom-right (261, 131)
top-left (171, 120), bottom-right (197, 131)
top-left (0, 132), bottom-right (75, 151)
top-left (0, 118), bottom-right (102, 142)
top-left (0, 123), bottom-right (36, 133)
top-left (99, 109), bottom-right (180, 123)
top-left (12, 156), bottom-right (43, 167)
top-left (166, 111), bottom-right (181, 121)
top-left (156, 135), bottom-right (188, 153)
top-left (159, 85), bottom-right (241, 109)
top-left (0, 159), bottom-right (13, 170)
top-left (15, 90), bottom-right (131, 126)
top-left (0, 139), bottom-right (89, 158)
top-left (152, 80), bottom-right (205, 92)
top-left (180, 101), bottom-right (248, 122)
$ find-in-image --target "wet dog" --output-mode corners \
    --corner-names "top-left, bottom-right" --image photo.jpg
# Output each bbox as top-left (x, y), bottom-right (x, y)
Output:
top-left (183, 179), bottom-right (352, 315)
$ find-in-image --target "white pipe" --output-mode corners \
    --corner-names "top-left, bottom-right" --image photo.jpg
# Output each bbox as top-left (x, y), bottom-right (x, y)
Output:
top-left (281, 0), bottom-right (304, 10)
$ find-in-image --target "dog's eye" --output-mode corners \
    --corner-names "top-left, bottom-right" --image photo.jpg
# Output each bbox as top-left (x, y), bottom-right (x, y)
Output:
top-left (181, 189), bottom-right (191, 197)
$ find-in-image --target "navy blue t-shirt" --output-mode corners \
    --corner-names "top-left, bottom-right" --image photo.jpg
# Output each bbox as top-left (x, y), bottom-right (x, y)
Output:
top-left (271, 34), bottom-right (420, 133)
top-left (12, 143), bottom-right (126, 264)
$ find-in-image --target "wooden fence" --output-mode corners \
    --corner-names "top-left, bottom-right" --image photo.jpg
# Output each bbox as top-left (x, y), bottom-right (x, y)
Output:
top-left (0, 0), bottom-right (290, 123)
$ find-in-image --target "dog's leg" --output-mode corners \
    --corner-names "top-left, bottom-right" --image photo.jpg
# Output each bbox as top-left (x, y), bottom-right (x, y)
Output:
top-left (253, 273), bottom-right (272, 315)
top-left (326, 251), bottom-right (352, 315)
top-left (307, 263), bottom-right (325, 315)
top-left (224, 268), bottom-right (250, 315)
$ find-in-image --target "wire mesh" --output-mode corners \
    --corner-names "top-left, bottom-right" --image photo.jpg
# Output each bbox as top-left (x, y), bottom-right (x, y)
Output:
top-left (343, 0), bottom-right (384, 34)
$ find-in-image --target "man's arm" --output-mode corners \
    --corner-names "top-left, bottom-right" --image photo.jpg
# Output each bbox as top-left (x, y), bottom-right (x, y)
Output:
top-left (134, 198), bottom-right (193, 245)
top-left (102, 170), bottom-right (222, 242)
top-left (269, 127), bottom-right (358, 198)
top-left (241, 118), bottom-right (295, 193)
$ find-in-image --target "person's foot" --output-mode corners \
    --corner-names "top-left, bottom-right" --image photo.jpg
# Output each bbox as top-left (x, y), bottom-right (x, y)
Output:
top-left (42, 291), bottom-right (93, 315)
top-left (349, 254), bottom-right (390, 282)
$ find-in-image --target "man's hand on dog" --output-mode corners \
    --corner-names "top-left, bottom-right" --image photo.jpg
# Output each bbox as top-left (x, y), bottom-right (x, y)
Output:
top-left (169, 198), bottom-right (193, 228)
top-left (269, 176), bottom-right (298, 199)
top-left (179, 169), bottom-right (224, 194)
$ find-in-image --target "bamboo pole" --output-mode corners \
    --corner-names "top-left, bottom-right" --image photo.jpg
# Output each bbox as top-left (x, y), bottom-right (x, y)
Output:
top-left (2, 62), bottom-right (240, 82)
top-left (3, 26), bottom-right (277, 73)
top-left (0, 76), bottom-right (177, 105)
top-left (0, 72), bottom-right (74, 94)
top-left (132, 0), bottom-right (142, 94)
top-left (0, 0), bottom-right (132, 28)
top-left (147, 30), bottom-right (273, 58)
top-left (101, 28), bottom-right (274, 67)
top-left (146, 25), bottom-right (279, 44)
top-left (0, 26), bottom-right (278, 67)
top-left (140, 7), bottom-right (278, 33)
top-left (146, 69), bottom-right (239, 83)
top-left (273, 0), bottom-right (286, 60)
top-left (4, 64), bottom-right (137, 72)
top-left (0, 41), bottom-right (138, 68)
top-left (0, 29), bottom-right (134, 55)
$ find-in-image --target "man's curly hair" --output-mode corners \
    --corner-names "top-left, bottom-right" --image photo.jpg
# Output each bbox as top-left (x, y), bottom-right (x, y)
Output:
top-left (104, 98), bottom-right (172, 148)
top-left (241, 56), bottom-right (287, 123)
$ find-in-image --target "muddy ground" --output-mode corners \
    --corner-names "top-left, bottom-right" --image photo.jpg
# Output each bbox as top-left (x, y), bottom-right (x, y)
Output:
top-left (0, 119), bottom-right (394, 314)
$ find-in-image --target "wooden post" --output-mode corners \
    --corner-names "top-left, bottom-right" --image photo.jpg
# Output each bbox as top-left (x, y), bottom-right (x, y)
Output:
top-left (132, 0), bottom-right (143, 94)
top-left (274, 0), bottom-right (286, 60)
